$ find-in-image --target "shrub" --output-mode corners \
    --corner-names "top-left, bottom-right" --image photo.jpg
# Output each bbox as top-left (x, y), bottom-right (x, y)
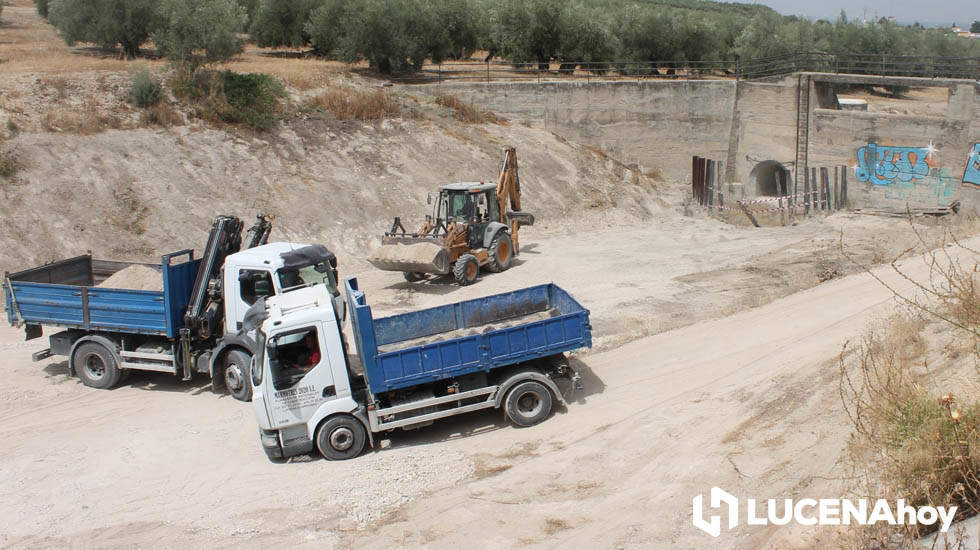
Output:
top-left (307, 87), bottom-right (401, 121)
top-left (154, 0), bottom-right (246, 72)
top-left (48, 0), bottom-right (159, 58)
top-left (187, 71), bottom-right (284, 131)
top-left (140, 101), bottom-right (184, 127)
top-left (434, 94), bottom-right (505, 124)
top-left (130, 68), bottom-right (162, 107)
top-left (0, 148), bottom-right (18, 179)
top-left (33, 0), bottom-right (48, 19)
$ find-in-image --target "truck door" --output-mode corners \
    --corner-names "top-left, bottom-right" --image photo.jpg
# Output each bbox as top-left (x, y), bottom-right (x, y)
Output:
top-left (262, 324), bottom-right (337, 428)
top-left (227, 268), bottom-right (275, 334)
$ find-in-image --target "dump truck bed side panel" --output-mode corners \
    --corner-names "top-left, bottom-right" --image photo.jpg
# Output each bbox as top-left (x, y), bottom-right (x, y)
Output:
top-left (5, 254), bottom-right (200, 337)
top-left (344, 278), bottom-right (591, 395)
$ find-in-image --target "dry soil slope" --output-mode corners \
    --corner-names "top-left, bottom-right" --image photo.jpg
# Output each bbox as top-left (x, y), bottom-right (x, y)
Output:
top-left (0, 111), bottom-right (662, 274)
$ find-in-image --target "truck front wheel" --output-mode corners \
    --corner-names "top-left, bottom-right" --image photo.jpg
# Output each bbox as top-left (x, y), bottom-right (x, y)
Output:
top-left (316, 415), bottom-right (367, 460)
top-left (504, 380), bottom-right (553, 427)
top-left (223, 350), bottom-right (253, 402)
top-left (73, 342), bottom-right (122, 390)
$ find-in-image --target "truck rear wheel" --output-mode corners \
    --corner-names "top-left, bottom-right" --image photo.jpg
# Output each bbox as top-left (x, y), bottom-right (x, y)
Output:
top-left (316, 415), bottom-right (367, 460)
top-left (73, 342), bottom-right (122, 390)
top-left (504, 380), bottom-right (553, 427)
top-left (453, 254), bottom-right (479, 286)
top-left (223, 350), bottom-right (253, 402)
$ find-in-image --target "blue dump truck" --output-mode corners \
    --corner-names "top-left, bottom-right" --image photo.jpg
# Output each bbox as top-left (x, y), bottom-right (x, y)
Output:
top-left (248, 277), bottom-right (592, 460)
top-left (4, 215), bottom-right (343, 401)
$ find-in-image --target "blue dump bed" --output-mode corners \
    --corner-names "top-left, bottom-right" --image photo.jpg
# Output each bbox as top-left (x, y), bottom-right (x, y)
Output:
top-left (4, 251), bottom-right (200, 338)
top-left (344, 277), bottom-right (592, 395)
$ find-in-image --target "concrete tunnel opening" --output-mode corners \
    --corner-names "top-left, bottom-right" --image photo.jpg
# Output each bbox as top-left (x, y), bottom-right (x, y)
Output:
top-left (751, 160), bottom-right (791, 197)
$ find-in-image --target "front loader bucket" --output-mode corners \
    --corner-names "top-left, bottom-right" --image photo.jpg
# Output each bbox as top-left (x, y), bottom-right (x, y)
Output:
top-left (368, 239), bottom-right (451, 275)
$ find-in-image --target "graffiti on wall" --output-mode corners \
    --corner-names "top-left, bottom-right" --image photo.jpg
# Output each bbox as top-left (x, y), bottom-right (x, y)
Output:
top-left (855, 142), bottom-right (936, 185)
top-left (851, 141), bottom-right (956, 205)
top-left (964, 143), bottom-right (980, 186)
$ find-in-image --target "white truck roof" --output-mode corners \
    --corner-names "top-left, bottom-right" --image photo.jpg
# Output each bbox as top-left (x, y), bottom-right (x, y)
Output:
top-left (264, 283), bottom-right (336, 329)
top-left (227, 242), bottom-right (309, 268)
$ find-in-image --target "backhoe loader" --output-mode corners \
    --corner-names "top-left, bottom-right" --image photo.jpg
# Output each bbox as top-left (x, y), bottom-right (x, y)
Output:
top-left (368, 147), bottom-right (534, 285)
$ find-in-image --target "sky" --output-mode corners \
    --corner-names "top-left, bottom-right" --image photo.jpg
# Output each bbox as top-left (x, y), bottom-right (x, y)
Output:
top-left (756, 0), bottom-right (976, 28)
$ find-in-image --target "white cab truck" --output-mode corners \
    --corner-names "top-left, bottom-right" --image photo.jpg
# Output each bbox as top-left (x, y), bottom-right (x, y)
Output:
top-left (248, 277), bottom-right (592, 460)
top-left (5, 215), bottom-right (342, 401)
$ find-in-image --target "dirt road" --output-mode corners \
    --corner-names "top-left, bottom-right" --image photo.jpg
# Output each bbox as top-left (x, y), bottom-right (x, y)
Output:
top-left (0, 219), bottom-right (971, 549)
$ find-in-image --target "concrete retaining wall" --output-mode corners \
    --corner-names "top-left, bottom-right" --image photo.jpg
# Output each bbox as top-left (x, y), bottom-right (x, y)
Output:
top-left (412, 76), bottom-right (980, 211)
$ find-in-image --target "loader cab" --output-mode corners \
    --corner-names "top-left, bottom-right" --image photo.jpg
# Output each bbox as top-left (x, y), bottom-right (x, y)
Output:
top-left (437, 183), bottom-right (498, 248)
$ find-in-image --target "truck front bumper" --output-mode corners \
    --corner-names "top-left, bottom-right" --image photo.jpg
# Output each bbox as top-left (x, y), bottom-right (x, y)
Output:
top-left (259, 428), bottom-right (283, 459)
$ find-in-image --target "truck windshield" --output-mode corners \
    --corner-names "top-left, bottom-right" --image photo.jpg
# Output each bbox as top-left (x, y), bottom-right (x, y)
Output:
top-left (277, 263), bottom-right (338, 295)
top-left (252, 329), bottom-right (266, 386)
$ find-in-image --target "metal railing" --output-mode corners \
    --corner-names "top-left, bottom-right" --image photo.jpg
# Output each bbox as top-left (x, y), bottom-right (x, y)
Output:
top-left (388, 52), bottom-right (980, 83)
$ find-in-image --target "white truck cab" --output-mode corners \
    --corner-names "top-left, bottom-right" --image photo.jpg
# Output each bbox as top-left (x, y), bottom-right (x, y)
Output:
top-left (250, 284), bottom-right (366, 459)
top-left (211, 243), bottom-right (343, 401)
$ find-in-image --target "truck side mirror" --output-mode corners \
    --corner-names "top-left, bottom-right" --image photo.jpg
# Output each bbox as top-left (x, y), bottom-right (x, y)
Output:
top-left (427, 193), bottom-right (433, 205)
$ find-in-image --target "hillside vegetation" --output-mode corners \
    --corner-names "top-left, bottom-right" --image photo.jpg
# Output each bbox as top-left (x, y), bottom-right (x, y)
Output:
top-left (31, 0), bottom-right (980, 74)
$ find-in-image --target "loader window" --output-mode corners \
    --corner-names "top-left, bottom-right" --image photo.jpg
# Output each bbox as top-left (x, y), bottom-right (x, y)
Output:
top-left (269, 326), bottom-right (321, 390)
top-left (486, 191), bottom-right (499, 221)
top-left (239, 269), bottom-right (275, 306)
top-left (474, 193), bottom-right (489, 221)
top-left (444, 193), bottom-right (474, 221)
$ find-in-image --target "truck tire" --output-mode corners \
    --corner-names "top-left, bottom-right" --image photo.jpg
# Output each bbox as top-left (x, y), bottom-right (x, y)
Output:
top-left (504, 380), bottom-right (553, 427)
top-left (487, 231), bottom-right (514, 273)
top-left (316, 415), bottom-right (367, 460)
top-left (453, 254), bottom-right (479, 286)
top-left (73, 342), bottom-right (122, 390)
top-left (223, 349), bottom-right (253, 402)
top-left (403, 271), bottom-right (426, 283)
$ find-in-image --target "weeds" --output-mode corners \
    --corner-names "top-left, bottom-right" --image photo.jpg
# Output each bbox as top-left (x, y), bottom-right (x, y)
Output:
top-left (41, 102), bottom-right (122, 134)
top-left (130, 68), bottom-right (162, 108)
top-left (139, 101), bottom-right (183, 127)
top-left (173, 70), bottom-right (285, 131)
top-left (434, 94), bottom-right (506, 124)
top-left (839, 217), bottom-right (980, 546)
top-left (306, 87), bottom-right (402, 121)
top-left (0, 147), bottom-right (18, 179)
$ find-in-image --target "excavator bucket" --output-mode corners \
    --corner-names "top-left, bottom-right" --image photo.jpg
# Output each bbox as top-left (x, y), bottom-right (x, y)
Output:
top-left (367, 238), bottom-right (451, 275)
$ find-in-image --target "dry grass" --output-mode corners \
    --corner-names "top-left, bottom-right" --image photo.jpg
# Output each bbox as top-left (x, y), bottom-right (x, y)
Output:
top-left (41, 101), bottom-right (123, 134)
top-left (542, 518), bottom-right (571, 535)
top-left (839, 225), bottom-right (980, 547)
top-left (139, 101), bottom-right (184, 127)
top-left (306, 86), bottom-right (402, 121)
top-left (0, 147), bottom-right (19, 179)
top-left (0, 0), bottom-right (145, 75)
top-left (220, 46), bottom-right (354, 90)
top-left (434, 94), bottom-right (506, 124)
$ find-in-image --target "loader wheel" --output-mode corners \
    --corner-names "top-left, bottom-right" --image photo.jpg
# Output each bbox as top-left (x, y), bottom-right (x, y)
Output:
top-left (316, 415), bottom-right (367, 460)
top-left (73, 342), bottom-right (122, 390)
top-left (504, 380), bottom-right (553, 427)
top-left (403, 271), bottom-right (426, 283)
top-left (223, 349), bottom-right (253, 402)
top-left (453, 254), bottom-right (479, 286)
top-left (487, 232), bottom-right (514, 272)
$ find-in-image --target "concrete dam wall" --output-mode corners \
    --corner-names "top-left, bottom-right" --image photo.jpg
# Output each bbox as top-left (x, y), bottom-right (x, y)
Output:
top-left (415, 75), bottom-right (980, 211)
